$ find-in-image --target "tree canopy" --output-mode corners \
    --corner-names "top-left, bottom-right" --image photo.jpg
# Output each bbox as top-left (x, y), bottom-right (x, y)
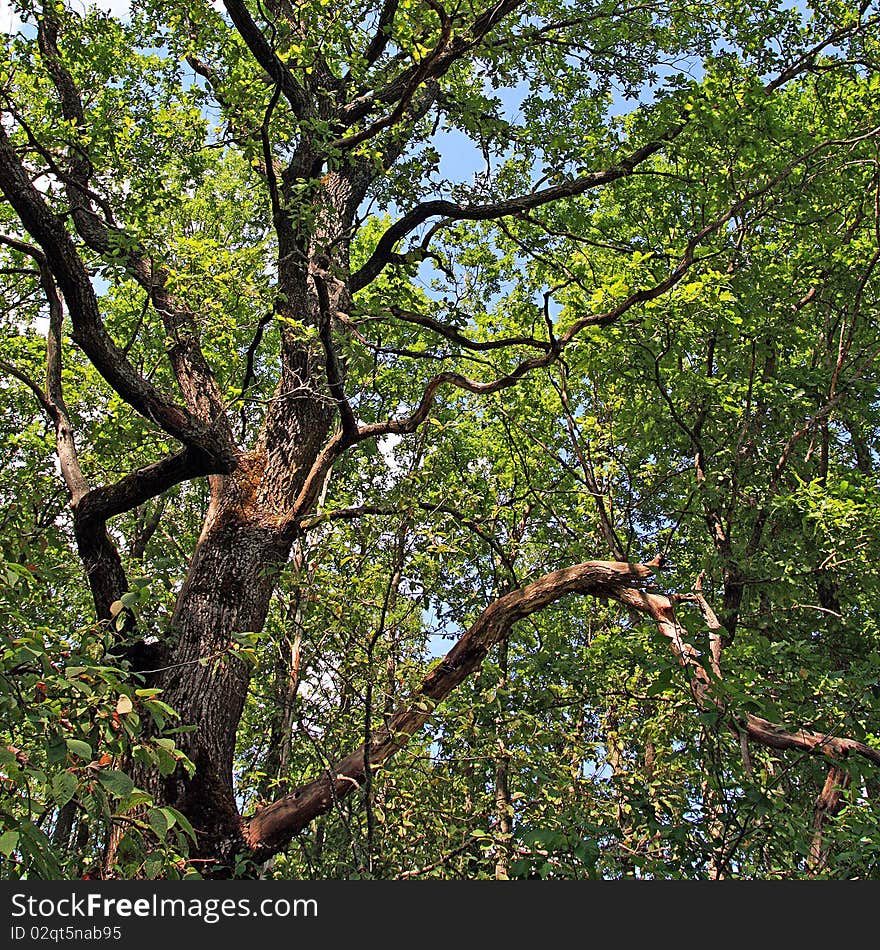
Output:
top-left (1, 0), bottom-right (879, 880)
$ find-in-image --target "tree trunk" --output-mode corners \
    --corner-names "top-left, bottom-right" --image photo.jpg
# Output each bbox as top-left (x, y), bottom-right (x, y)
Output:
top-left (151, 519), bottom-right (288, 864)
top-left (140, 402), bottom-right (332, 869)
top-left (129, 159), bottom-right (355, 867)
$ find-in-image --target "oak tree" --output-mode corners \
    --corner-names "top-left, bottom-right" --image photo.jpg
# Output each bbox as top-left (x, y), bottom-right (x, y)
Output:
top-left (1, 0), bottom-right (879, 878)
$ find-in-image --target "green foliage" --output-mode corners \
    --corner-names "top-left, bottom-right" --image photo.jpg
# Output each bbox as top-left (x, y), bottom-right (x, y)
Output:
top-left (0, 554), bottom-right (198, 879)
top-left (1, 0), bottom-right (879, 880)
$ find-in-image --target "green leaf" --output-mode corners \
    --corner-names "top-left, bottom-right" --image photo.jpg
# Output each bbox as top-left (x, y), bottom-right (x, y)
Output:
top-left (0, 830), bottom-right (20, 857)
top-left (65, 739), bottom-right (93, 761)
top-left (162, 807), bottom-right (195, 842)
top-left (118, 791), bottom-right (153, 814)
top-left (144, 851), bottom-right (165, 879)
top-left (147, 807), bottom-right (170, 838)
top-left (97, 769), bottom-right (135, 799)
top-left (155, 745), bottom-right (178, 776)
top-left (45, 733), bottom-right (67, 765)
top-left (51, 771), bottom-right (78, 806)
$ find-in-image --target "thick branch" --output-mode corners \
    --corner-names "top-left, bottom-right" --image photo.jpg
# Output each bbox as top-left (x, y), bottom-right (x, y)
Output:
top-left (350, 129), bottom-right (681, 292)
top-left (241, 558), bottom-right (656, 859)
top-left (362, 0), bottom-right (400, 67)
top-left (0, 125), bottom-right (220, 456)
top-left (243, 561), bottom-right (880, 862)
top-left (222, 0), bottom-right (311, 118)
top-left (74, 449), bottom-right (217, 526)
top-left (36, 15), bottom-right (235, 441)
top-left (70, 444), bottom-right (217, 621)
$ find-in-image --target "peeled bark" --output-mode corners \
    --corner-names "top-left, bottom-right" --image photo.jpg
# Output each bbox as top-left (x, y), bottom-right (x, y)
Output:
top-left (809, 765), bottom-right (850, 873)
top-left (143, 436), bottom-right (332, 864)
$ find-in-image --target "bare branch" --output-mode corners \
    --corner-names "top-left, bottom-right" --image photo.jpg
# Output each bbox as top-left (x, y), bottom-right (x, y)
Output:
top-left (809, 764), bottom-right (850, 873)
top-left (241, 558), bottom-right (657, 858)
top-left (242, 559), bottom-right (880, 860)
top-left (75, 448), bottom-right (217, 526)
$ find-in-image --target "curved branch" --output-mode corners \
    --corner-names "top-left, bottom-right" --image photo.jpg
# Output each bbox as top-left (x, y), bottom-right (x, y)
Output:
top-left (350, 50), bottom-right (880, 295)
top-left (350, 128), bottom-right (682, 292)
top-left (74, 448), bottom-right (218, 526)
top-left (36, 15), bottom-right (235, 443)
top-left (0, 124), bottom-right (221, 457)
top-left (241, 558), bottom-right (657, 859)
top-left (242, 561), bottom-right (880, 861)
top-left (285, 219), bottom-right (708, 533)
top-left (0, 358), bottom-right (54, 418)
top-left (358, 305), bottom-right (552, 353)
top-left (282, 357), bottom-right (557, 535)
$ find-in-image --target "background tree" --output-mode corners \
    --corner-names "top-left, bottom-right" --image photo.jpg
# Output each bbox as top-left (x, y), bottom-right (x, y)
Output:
top-left (1, 0), bottom-right (879, 879)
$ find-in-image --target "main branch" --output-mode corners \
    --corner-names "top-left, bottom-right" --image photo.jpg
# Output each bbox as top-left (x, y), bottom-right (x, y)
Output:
top-left (242, 560), bottom-right (880, 863)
